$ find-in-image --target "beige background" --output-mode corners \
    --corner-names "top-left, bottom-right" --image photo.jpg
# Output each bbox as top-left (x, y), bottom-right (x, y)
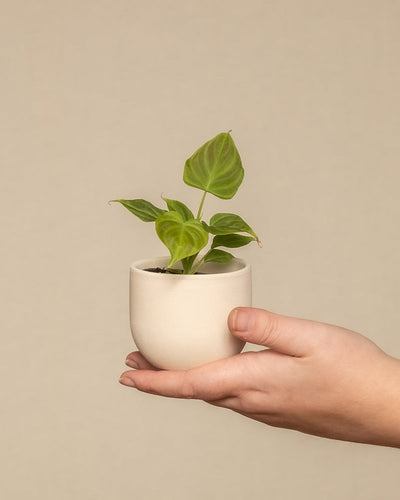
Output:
top-left (1, 0), bottom-right (400, 498)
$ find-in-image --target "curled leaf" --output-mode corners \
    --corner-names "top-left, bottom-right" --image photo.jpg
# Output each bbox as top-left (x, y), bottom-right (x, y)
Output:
top-left (162, 197), bottom-right (194, 221)
top-left (111, 199), bottom-right (166, 222)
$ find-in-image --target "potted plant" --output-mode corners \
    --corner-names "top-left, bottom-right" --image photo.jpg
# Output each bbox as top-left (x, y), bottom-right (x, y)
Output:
top-left (111, 131), bottom-right (260, 370)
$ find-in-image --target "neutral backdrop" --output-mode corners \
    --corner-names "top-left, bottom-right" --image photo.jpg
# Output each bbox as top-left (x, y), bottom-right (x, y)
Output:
top-left (1, 1), bottom-right (399, 499)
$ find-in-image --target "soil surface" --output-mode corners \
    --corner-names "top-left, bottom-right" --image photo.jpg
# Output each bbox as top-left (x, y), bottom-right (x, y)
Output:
top-left (144, 267), bottom-right (205, 275)
top-left (145, 267), bottom-right (171, 274)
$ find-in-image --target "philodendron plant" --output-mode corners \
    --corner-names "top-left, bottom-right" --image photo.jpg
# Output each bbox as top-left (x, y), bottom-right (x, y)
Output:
top-left (111, 132), bottom-right (260, 274)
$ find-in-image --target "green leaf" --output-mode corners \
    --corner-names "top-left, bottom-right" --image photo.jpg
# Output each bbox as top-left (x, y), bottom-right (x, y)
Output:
top-left (183, 132), bottom-right (244, 200)
top-left (111, 199), bottom-right (166, 222)
top-left (155, 212), bottom-right (209, 267)
top-left (211, 234), bottom-right (255, 249)
top-left (203, 249), bottom-right (234, 264)
top-left (162, 197), bottom-right (194, 221)
top-left (205, 213), bottom-right (259, 241)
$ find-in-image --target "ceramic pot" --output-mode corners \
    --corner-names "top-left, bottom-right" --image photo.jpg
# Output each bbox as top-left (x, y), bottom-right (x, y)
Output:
top-left (129, 256), bottom-right (252, 370)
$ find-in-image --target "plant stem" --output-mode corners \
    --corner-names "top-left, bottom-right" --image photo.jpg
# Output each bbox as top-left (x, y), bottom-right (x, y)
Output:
top-left (182, 254), bottom-right (198, 274)
top-left (190, 256), bottom-right (205, 275)
top-left (196, 191), bottom-right (207, 220)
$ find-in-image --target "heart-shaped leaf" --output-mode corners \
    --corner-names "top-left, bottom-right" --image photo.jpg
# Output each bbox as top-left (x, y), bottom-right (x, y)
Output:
top-left (211, 234), bottom-right (255, 249)
top-left (162, 197), bottom-right (194, 221)
top-left (204, 213), bottom-right (259, 241)
top-left (111, 199), bottom-right (166, 222)
top-left (203, 249), bottom-right (234, 264)
top-left (183, 132), bottom-right (244, 199)
top-left (156, 211), bottom-right (209, 267)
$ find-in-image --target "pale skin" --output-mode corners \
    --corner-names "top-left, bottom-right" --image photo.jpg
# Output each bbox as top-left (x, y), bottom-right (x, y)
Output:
top-left (119, 307), bottom-right (400, 448)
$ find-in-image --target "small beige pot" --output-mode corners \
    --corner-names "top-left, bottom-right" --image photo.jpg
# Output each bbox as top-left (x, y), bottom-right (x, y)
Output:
top-left (129, 256), bottom-right (252, 370)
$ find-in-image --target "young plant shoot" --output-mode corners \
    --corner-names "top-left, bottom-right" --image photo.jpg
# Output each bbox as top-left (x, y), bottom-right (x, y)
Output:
top-left (112, 132), bottom-right (259, 274)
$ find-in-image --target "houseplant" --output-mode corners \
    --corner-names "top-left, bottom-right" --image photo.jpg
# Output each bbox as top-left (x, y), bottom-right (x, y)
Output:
top-left (112, 131), bottom-right (260, 369)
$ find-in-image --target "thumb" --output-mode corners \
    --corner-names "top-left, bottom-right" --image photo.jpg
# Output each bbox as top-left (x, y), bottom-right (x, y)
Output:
top-left (228, 307), bottom-right (322, 357)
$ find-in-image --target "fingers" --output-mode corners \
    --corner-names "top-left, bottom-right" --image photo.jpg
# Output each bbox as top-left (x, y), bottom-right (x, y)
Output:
top-left (119, 355), bottom-right (243, 401)
top-left (125, 351), bottom-right (160, 370)
top-left (228, 307), bottom-right (325, 357)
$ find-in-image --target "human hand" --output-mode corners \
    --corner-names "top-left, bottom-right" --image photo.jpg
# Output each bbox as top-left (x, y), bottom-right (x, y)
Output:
top-left (119, 307), bottom-right (400, 447)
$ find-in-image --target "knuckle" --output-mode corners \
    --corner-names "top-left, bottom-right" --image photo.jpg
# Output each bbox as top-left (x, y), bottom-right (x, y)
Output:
top-left (179, 373), bottom-right (197, 399)
top-left (259, 311), bottom-right (281, 347)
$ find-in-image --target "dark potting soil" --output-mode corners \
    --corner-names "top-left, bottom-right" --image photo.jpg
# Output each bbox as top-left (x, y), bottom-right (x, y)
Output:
top-left (145, 267), bottom-right (205, 275)
top-left (145, 267), bottom-right (170, 273)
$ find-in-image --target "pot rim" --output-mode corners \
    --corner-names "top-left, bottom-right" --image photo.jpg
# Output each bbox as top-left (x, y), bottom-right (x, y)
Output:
top-left (130, 256), bottom-right (251, 279)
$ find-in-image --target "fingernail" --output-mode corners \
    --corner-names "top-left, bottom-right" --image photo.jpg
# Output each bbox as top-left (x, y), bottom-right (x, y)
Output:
top-left (125, 359), bottom-right (139, 369)
top-left (232, 309), bottom-right (252, 332)
top-left (119, 376), bottom-right (136, 387)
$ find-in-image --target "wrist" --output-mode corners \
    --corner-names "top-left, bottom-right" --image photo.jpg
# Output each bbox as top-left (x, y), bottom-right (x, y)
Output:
top-left (363, 355), bottom-right (400, 448)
